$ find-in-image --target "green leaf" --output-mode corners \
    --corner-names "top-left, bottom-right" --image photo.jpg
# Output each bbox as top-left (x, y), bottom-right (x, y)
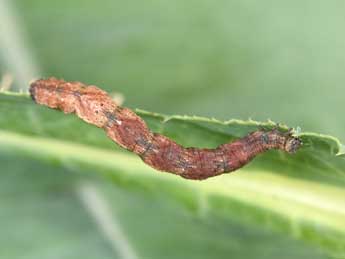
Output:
top-left (0, 92), bottom-right (344, 258)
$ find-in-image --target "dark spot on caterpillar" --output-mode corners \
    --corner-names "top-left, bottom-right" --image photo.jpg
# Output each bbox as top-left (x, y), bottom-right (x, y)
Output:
top-left (135, 137), bottom-right (150, 149)
top-left (104, 111), bottom-right (118, 126)
top-left (139, 141), bottom-right (155, 158)
top-left (73, 91), bottom-right (81, 97)
top-left (29, 78), bottom-right (302, 180)
top-left (56, 86), bottom-right (64, 94)
top-left (221, 153), bottom-right (231, 172)
top-left (261, 133), bottom-right (269, 144)
top-left (176, 155), bottom-right (193, 170)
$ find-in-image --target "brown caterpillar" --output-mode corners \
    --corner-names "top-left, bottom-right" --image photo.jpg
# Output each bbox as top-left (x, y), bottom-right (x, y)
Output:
top-left (29, 78), bottom-right (302, 180)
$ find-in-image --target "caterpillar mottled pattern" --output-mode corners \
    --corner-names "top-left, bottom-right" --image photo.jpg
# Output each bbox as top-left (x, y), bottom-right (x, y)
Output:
top-left (29, 78), bottom-right (302, 180)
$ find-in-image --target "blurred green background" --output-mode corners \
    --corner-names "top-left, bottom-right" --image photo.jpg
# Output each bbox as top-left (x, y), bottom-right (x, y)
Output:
top-left (2, 0), bottom-right (345, 138)
top-left (1, 0), bottom-right (345, 258)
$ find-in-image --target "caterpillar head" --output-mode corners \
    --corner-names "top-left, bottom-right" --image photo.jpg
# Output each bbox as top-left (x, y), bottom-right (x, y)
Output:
top-left (284, 136), bottom-right (302, 154)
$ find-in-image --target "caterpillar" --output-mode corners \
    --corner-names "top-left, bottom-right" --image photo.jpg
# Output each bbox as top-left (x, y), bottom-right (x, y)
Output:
top-left (29, 78), bottom-right (302, 180)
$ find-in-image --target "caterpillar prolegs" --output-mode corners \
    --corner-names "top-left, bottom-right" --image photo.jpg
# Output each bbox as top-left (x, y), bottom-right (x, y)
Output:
top-left (29, 78), bottom-right (302, 180)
